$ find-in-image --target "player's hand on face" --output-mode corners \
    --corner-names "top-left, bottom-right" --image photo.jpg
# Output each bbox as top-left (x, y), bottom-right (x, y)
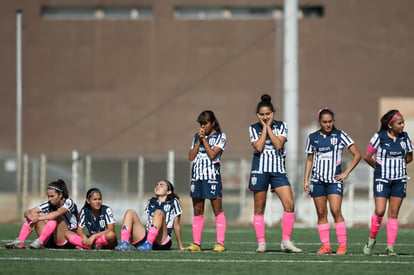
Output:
top-left (198, 128), bottom-right (205, 139)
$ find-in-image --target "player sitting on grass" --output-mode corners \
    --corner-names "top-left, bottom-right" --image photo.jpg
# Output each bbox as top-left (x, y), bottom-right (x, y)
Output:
top-left (5, 179), bottom-right (78, 249)
top-left (65, 188), bottom-right (117, 250)
top-left (115, 180), bottom-right (184, 251)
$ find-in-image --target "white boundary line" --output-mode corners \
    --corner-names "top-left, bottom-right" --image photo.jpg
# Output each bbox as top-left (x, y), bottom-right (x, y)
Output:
top-left (0, 257), bottom-right (413, 265)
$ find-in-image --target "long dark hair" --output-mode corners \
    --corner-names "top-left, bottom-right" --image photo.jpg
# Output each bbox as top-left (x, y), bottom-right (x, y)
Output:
top-left (197, 110), bottom-right (221, 132)
top-left (380, 109), bottom-right (401, 131)
top-left (153, 180), bottom-right (180, 201)
top-left (318, 107), bottom-right (337, 131)
top-left (47, 179), bottom-right (69, 199)
top-left (82, 188), bottom-right (102, 210)
top-left (256, 94), bottom-right (275, 113)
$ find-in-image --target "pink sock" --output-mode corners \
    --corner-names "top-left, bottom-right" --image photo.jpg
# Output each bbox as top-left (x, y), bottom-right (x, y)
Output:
top-left (17, 219), bottom-right (33, 242)
top-left (253, 215), bottom-right (265, 244)
top-left (192, 215), bottom-right (204, 245)
top-left (146, 226), bottom-right (159, 245)
top-left (68, 234), bottom-right (91, 249)
top-left (386, 218), bottom-right (398, 247)
top-left (38, 220), bottom-right (57, 244)
top-left (335, 221), bottom-right (347, 246)
top-left (370, 213), bottom-right (383, 239)
top-left (215, 212), bottom-right (226, 245)
top-left (95, 235), bottom-right (108, 246)
top-left (282, 211), bottom-right (295, 242)
top-left (120, 226), bottom-right (131, 243)
top-left (317, 223), bottom-right (330, 247)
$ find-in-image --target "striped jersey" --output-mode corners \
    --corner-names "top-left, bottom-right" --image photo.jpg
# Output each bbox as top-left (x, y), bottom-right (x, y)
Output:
top-left (305, 129), bottom-right (355, 183)
top-left (144, 197), bottom-right (182, 236)
top-left (368, 130), bottom-right (413, 180)
top-left (190, 131), bottom-right (226, 180)
top-left (78, 205), bottom-right (115, 235)
top-left (249, 121), bottom-right (287, 173)
top-left (38, 198), bottom-right (78, 230)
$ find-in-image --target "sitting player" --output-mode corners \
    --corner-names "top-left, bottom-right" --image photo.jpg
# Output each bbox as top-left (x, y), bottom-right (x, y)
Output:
top-left (115, 180), bottom-right (184, 251)
top-left (66, 188), bottom-right (117, 249)
top-left (5, 179), bottom-right (78, 249)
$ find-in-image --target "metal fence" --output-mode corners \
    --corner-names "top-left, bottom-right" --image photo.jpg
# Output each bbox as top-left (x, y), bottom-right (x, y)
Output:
top-left (1, 151), bottom-right (413, 226)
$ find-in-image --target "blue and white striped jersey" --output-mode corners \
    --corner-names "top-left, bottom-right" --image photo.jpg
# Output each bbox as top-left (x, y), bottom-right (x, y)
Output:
top-left (190, 131), bottom-right (226, 181)
top-left (38, 198), bottom-right (78, 230)
top-left (78, 205), bottom-right (115, 235)
top-left (145, 197), bottom-right (182, 236)
top-left (368, 130), bottom-right (413, 180)
top-left (249, 121), bottom-right (288, 173)
top-left (305, 129), bottom-right (355, 183)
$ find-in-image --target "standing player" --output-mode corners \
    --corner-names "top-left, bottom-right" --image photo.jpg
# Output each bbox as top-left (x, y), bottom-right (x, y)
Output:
top-left (362, 110), bottom-right (413, 256)
top-left (115, 180), bottom-right (184, 251)
top-left (185, 110), bottom-right (227, 252)
top-left (249, 94), bottom-right (302, 253)
top-left (304, 108), bottom-right (361, 255)
top-left (5, 179), bottom-right (78, 249)
top-left (66, 188), bottom-right (117, 249)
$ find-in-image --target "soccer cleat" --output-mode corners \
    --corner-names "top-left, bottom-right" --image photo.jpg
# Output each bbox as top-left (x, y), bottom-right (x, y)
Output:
top-left (136, 241), bottom-right (153, 252)
top-left (256, 243), bottom-right (266, 253)
top-left (384, 246), bottom-right (397, 256)
top-left (316, 245), bottom-right (332, 255)
top-left (5, 239), bottom-right (25, 249)
top-left (281, 240), bottom-right (302, 253)
top-left (114, 241), bottom-right (131, 251)
top-left (185, 243), bottom-right (201, 251)
top-left (29, 239), bottom-right (42, 249)
top-left (362, 238), bottom-right (376, 256)
top-left (336, 245), bottom-right (347, 255)
top-left (212, 243), bottom-right (226, 252)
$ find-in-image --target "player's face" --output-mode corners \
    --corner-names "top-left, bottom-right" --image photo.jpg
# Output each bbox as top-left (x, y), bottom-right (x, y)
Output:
top-left (87, 192), bottom-right (102, 211)
top-left (200, 120), bottom-right (214, 136)
top-left (389, 115), bottom-right (405, 135)
top-left (47, 189), bottom-right (62, 206)
top-left (257, 107), bottom-right (274, 124)
top-left (319, 114), bottom-right (334, 134)
top-left (154, 181), bottom-right (170, 196)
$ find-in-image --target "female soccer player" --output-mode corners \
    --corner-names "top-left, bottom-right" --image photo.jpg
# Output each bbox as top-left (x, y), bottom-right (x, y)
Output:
top-left (65, 188), bottom-right (117, 249)
top-left (185, 110), bottom-right (227, 252)
top-left (115, 180), bottom-right (184, 251)
top-left (304, 108), bottom-right (361, 255)
top-left (5, 179), bottom-right (78, 249)
top-left (362, 109), bottom-right (413, 256)
top-left (249, 94), bottom-right (301, 253)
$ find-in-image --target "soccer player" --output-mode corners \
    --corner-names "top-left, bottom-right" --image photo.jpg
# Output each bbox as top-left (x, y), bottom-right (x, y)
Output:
top-left (115, 180), bottom-right (184, 251)
top-left (249, 94), bottom-right (302, 253)
top-left (185, 110), bottom-right (227, 252)
top-left (304, 108), bottom-right (361, 255)
top-left (5, 179), bottom-right (78, 249)
top-left (362, 110), bottom-right (413, 256)
top-left (65, 188), bottom-right (117, 249)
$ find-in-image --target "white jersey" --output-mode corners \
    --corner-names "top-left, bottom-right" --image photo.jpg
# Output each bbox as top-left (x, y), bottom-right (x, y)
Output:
top-left (305, 129), bottom-right (354, 183)
top-left (38, 198), bottom-right (78, 230)
top-left (190, 131), bottom-right (226, 181)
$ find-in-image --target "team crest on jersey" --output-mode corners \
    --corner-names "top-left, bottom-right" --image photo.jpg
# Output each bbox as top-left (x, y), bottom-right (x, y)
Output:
top-left (163, 204), bottom-right (171, 212)
top-left (209, 138), bottom-right (216, 145)
top-left (400, 141), bottom-right (406, 150)
top-left (330, 137), bottom-right (338, 146)
top-left (99, 220), bottom-right (106, 228)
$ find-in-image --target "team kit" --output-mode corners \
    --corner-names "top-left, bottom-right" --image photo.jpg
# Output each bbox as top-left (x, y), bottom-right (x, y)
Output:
top-left (6, 95), bottom-right (412, 256)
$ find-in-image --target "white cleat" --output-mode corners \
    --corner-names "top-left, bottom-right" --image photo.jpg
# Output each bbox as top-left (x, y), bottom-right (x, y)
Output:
top-left (281, 240), bottom-right (302, 253)
top-left (256, 243), bottom-right (266, 253)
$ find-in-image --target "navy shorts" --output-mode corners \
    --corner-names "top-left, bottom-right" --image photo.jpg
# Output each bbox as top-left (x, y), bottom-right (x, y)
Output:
top-left (190, 177), bottom-right (223, 199)
top-left (133, 233), bottom-right (172, 250)
top-left (310, 180), bottom-right (343, 198)
top-left (373, 177), bottom-right (407, 198)
top-left (249, 172), bottom-right (291, 191)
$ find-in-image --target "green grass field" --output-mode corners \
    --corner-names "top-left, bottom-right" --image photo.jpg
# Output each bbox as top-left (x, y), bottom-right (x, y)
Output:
top-left (0, 224), bottom-right (413, 274)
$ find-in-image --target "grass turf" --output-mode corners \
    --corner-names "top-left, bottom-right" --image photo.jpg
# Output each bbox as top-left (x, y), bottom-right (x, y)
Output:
top-left (0, 224), bottom-right (413, 274)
